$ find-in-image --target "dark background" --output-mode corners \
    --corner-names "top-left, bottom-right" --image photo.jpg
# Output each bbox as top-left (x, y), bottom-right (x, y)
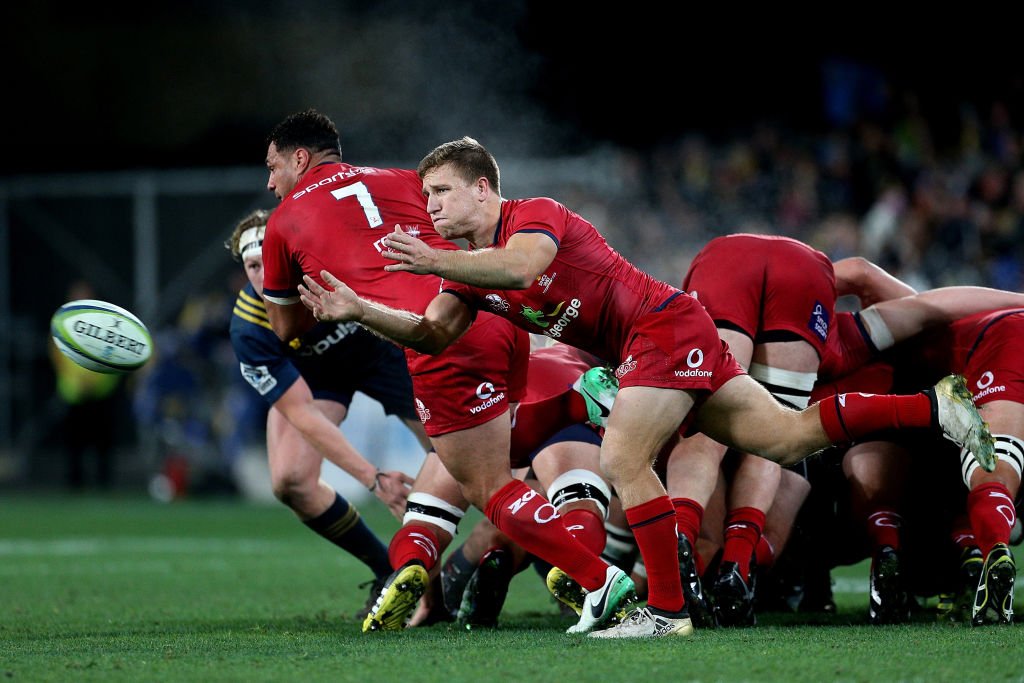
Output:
top-left (6, 3), bottom-right (1021, 174)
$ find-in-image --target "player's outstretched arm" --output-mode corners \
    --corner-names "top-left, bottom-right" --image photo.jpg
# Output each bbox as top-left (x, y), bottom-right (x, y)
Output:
top-left (300, 270), bottom-right (471, 355)
top-left (273, 379), bottom-right (413, 520)
top-left (382, 227), bottom-right (557, 290)
top-left (871, 286), bottom-right (1024, 347)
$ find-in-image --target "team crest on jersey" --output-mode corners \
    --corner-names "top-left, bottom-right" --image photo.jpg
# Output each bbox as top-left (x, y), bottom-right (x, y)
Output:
top-left (240, 363), bottom-right (277, 395)
top-left (616, 355), bottom-right (638, 379)
top-left (485, 294), bottom-right (510, 312)
top-left (536, 272), bottom-right (557, 293)
top-left (415, 398), bottom-right (431, 423)
top-left (807, 301), bottom-right (831, 343)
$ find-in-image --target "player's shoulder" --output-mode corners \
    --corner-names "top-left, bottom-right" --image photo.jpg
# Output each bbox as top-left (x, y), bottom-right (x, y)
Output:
top-left (230, 284), bottom-right (274, 335)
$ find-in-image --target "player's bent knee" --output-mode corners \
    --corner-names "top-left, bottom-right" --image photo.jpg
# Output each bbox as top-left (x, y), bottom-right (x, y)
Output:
top-left (546, 469), bottom-right (612, 519)
top-left (403, 492), bottom-right (466, 537)
top-left (962, 434), bottom-right (1024, 488)
top-left (270, 473), bottom-right (316, 506)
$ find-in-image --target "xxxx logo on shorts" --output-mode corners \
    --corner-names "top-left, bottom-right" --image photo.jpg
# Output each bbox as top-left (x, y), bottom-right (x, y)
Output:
top-left (415, 398), bottom-right (431, 423)
top-left (616, 355), bottom-right (638, 379)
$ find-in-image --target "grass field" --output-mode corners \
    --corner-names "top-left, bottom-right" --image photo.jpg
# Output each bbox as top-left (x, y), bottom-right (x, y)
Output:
top-left (1, 493), bottom-right (1020, 682)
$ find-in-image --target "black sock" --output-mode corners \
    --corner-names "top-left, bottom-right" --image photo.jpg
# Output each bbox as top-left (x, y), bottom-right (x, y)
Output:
top-left (304, 492), bottom-right (391, 577)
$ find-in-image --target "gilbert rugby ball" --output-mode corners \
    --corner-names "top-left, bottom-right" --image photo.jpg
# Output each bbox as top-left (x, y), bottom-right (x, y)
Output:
top-left (50, 299), bottom-right (153, 374)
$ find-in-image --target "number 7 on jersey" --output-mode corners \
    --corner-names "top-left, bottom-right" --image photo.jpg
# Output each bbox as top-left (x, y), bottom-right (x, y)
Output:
top-left (330, 182), bottom-right (383, 228)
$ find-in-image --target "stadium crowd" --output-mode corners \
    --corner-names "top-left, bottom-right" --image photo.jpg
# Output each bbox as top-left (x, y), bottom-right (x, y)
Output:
top-left (125, 87), bottom-right (1024, 634)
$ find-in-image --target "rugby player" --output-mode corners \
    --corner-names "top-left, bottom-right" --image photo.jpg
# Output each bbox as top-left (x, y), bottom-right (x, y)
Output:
top-left (226, 208), bottom-right (420, 615)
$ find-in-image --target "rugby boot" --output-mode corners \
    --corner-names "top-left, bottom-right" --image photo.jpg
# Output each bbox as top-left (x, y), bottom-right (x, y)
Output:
top-left (799, 564), bottom-right (836, 614)
top-left (712, 557), bottom-right (757, 627)
top-left (868, 545), bottom-right (910, 625)
top-left (456, 547), bottom-right (515, 629)
top-left (440, 550), bottom-right (475, 620)
top-left (566, 565), bottom-right (637, 634)
top-left (362, 560), bottom-right (429, 632)
top-left (971, 543), bottom-right (1015, 625)
top-left (572, 367), bottom-right (618, 428)
top-left (546, 566), bottom-right (586, 615)
top-left (588, 606), bottom-right (694, 639)
top-left (354, 574), bottom-right (389, 620)
top-left (930, 375), bottom-right (996, 472)
top-left (678, 534), bottom-right (716, 628)
top-left (938, 546), bottom-right (983, 622)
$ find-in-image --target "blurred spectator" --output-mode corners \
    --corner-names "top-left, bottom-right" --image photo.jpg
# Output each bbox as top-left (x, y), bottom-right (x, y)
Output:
top-left (49, 280), bottom-right (123, 490)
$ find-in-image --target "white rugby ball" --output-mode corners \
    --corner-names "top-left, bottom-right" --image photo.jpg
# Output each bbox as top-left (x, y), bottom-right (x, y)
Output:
top-left (50, 299), bottom-right (153, 374)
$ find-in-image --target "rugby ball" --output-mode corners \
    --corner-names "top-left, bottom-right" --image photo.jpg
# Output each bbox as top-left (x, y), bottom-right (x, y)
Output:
top-left (50, 299), bottom-right (153, 374)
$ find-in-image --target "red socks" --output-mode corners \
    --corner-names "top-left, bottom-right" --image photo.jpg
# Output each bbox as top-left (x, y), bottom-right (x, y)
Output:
top-left (672, 497), bottom-right (704, 546)
top-left (721, 507), bottom-right (766, 581)
top-left (818, 392), bottom-right (933, 444)
top-left (562, 508), bottom-right (607, 556)
top-left (866, 506), bottom-right (903, 550)
top-left (755, 534), bottom-right (775, 570)
top-left (388, 524), bottom-right (440, 570)
top-left (485, 479), bottom-right (608, 591)
top-left (967, 482), bottom-right (1016, 557)
top-left (627, 496), bottom-right (684, 613)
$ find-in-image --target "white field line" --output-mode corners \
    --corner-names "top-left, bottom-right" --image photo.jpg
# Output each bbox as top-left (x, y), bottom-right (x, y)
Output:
top-left (0, 537), bottom-right (288, 556)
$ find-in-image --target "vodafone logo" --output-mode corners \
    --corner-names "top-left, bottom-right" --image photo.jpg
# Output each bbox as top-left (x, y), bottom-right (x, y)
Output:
top-left (477, 382), bottom-right (495, 400)
top-left (978, 372), bottom-right (995, 389)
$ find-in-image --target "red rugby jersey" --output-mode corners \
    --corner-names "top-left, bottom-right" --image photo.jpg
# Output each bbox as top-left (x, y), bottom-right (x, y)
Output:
top-left (262, 162), bottom-right (453, 316)
top-left (443, 197), bottom-right (679, 363)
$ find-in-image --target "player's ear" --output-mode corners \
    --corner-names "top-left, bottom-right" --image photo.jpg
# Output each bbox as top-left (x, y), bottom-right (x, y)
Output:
top-left (475, 176), bottom-right (490, 201)
top-left (293, 147), bottom-right (310, 172)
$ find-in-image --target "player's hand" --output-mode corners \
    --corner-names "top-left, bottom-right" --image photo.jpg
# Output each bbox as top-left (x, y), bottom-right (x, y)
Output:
top-left (299, 271), bottom-right (363, 322)
top-left (373, 469), bottom-right (414, 520)
top-left (382, 225), bottom-right (438, 274)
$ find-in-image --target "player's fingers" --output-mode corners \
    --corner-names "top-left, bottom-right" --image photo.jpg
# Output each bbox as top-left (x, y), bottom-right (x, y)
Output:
top-left (302, 274), bottom-right (324, 295)
top-left (319, 270), bottom-right (342, 289)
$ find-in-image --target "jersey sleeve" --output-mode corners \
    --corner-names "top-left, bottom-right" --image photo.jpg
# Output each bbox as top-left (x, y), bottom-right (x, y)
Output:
top-left (261, 214), bottom-right (301, 304)
top-left (229, 313), bottom-right (301, 405)
top-left (506, 197), bottom-right (565, 247)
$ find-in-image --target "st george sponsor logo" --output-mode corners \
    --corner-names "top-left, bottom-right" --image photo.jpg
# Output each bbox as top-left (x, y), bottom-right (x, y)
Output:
top-left (521, 298), bottom-right (582, 339)
top-left (415, 398), bottom-right (431, 423)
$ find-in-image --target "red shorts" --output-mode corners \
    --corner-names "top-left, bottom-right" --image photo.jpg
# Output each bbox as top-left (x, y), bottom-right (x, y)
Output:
top-left (523, 343), bottom-right (603, 403)
top-left (682, 234), bottom-right (836, 356)
top-left (408, 314), bottom-right (529, 437)
top-left (817, 311), bottom-right (876, 383)
top-left (616, 292), bottom-right (745, 393)
top-left (957, 312), bottom-right (1024, 407)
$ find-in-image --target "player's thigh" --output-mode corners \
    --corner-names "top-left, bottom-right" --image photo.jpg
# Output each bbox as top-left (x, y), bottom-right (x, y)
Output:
top-left (266, 400), bottom-right (346, 483)
top-left (429, 410), bottom-right (512, 505)
top-left (978, 399), bottom-right (1024, 439)
top-left (530, 440), bottom-right (602, 491)
top-left (752, 339), bottom-right (819, 373)
top-left (602, 385), bottom-right (696, 475)
top-left (693, 374), bottom-right (816, 459)
top-left (975, 400), bottom-right (1024, 494)
top-left (719, 328), bottom-right (754, 370)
